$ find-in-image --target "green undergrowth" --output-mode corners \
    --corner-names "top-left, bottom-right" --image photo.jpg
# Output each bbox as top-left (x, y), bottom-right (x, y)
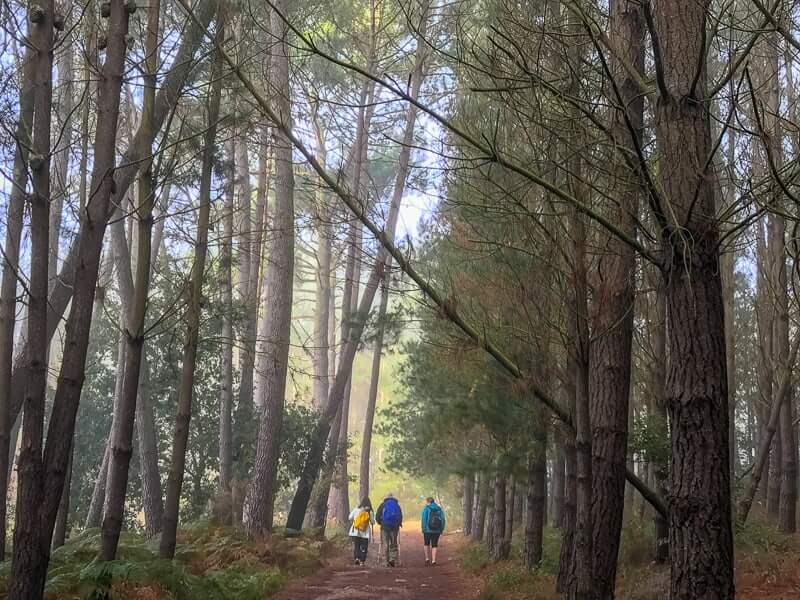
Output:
top-left (458, 516), bottom-right (800, 600)
top-left (0, 522), bottom-right (342, 600)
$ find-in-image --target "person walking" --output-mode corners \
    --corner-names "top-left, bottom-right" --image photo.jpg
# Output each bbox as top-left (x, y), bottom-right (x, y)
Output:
top-left (348, 497), bottom-right (375, 566)
top-left (376, 492), bottom-right (403, 567)
top-left (421, 496), bottom-right (445, 566)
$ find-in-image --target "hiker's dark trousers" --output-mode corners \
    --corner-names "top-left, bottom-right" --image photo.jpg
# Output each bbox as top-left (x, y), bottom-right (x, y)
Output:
top-left (380, 528), bottom-right (399, 565)
top-left (352, 537), bottom-right (369, 562)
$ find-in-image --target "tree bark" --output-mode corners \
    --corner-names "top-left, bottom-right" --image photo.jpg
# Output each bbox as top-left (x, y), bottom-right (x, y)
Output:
top-left (0, 31), bottom-right (35, 563)
top-left (136, 354), bottom-right (163, 537)
top-left (492, 471), bottom-right (508, 561)
top-left (653, 0), bottom-right (734, 593)
top-left (524, 445), bottom-right (546, 568)
top-left (242, 0), bottom-right (295, 537)
top-left (358, 272), bottom-right (389, 502)
top-left (463, 472), bottom-right (474, 536)
top-left (100, 0), bottom-right (162, 560)
top-left (552, 437), bottom-right (565, 528)
top-left (472, 471), bottom-right (488, 542)
top-left (159, 13), bottom-right (224, 557)
top-left (586, 1), bottom-right (643, 595)
top-left (51, 449), bottom-right (73, 549)
top-left (9, 1), bottom-right (54, 593)
top-left (219, 141), bottom-right (235, 492)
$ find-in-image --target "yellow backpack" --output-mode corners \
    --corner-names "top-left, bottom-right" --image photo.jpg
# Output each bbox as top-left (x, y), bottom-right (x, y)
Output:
top-left (353, 509), bottom-right (370, 532)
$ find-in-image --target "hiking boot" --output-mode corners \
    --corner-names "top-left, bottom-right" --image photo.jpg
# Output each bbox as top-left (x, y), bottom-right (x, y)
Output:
top-left (388, 560), bottom-right (395, 567)
top-left (425, 559), bottom-right (430, 566)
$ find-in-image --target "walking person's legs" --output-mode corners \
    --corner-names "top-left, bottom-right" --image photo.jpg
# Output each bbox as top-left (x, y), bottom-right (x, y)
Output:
top-left (358, 538), bottom-right (369, 563)
top-left (423, 533), bottom-right (431, 564)
top-left (430, 533), bottom-right (440, 565)
top-left (380, 527), bottom-right (391, 566)
top-left (352, 537), bottom-right (360, 564)
top-left (386, 529), bottom-right (399, 566)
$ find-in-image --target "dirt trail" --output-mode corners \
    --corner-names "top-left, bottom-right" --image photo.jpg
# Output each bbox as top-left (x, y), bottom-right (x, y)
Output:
top-left (276, 530), bottom-right (476, 600)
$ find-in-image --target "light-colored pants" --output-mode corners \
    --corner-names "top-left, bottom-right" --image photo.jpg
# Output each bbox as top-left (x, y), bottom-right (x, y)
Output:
top-left (380, 528), bottom-right (399, 565)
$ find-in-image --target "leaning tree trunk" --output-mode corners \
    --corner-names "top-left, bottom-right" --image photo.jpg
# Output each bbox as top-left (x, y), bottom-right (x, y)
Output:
top-left (100, 0), bottom-right (162, 560)
top-left (285, 5), bottom-right (431, 530)
top-left (358, 269), bottom-right (389, 500)
top-left (9, 1), bottom-right (54, 594)
top-left (159, 16), bottom-right (224, 558)
top-left (737, 335), bottom-right (800, 525)
top-left (241, 0), bottom-right (295, 538)
top-left (51, 449), bottom-right (73, 549)
top-left (653, 0), bottom-right (734, 593)
top-left (4, 0), bottom-right (218, 439)
top-left (0, 35), bottom-right (35, 562)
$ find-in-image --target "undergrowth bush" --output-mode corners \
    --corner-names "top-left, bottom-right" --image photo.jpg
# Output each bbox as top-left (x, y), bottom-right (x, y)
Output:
top-left (0, 523), bottom-right (332, 600)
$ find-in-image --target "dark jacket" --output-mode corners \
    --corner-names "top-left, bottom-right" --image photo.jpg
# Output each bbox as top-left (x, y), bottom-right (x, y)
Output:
top-left (375, 498), bottom-right (403, 530)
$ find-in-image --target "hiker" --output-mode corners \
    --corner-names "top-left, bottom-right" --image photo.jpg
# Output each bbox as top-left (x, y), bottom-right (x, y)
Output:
top-left (348, 497), bottom-right (375, 566)
top-left (421, 496), bottom-right (446, 566)
top-left (376, 492), bottom-right (403, 567)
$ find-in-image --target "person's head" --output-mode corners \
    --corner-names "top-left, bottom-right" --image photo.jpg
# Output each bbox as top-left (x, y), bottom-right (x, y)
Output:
top-left (360, 496), bottom-right (373, 510)
top-left (426, 497), bottom-right (435, 505)
top-left (384, 492), bottom-right (394, 501)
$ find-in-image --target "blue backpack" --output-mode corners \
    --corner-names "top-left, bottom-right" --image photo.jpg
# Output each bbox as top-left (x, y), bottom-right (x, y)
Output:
top-left (382, 498), bottom-right (401, 528)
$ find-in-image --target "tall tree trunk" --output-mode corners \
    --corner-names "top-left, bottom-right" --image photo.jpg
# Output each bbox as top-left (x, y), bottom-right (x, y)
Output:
top-left (219, 142), bottom-right (235, 492)
top-left (51, 449), bottom-right (73, 549)
top-left (49, 41), bottom-right (74, 289)
top-left (242, 0), bottom-right (295, 537)
top-left (472, 471), bottom-right (488, 541)
top-left (311, 110), bottom-right (331, 414)
top-left (358, 271), bottom-right (389, 501)
top-left (463, 472), bottom-right (474, 536)
top-left (136, 354), bottom-right (163, 537)
top-left (159, 14), bottom-right (224, 557)
top-left (653, 0), bottom-right (734, 593)
top-left (649, 276), bottom-right (669, 563)
top-left (505, 475), bottom-right (516, 544)
top-left (492, 471), bottom-right (508, 561)
top-left (0, 33), bottom-right (35, 563)
top-left (587, 1), bottom-right (643, 595)
top-left (101, 0), bottom-right (162, 560)
top-left (9, 1), bottom-right (54, 593)
top-left (552, 438), bottom-right (565, 528)
top-left (755, 220), bottom-right (773, 507)
top-left (524, 444), bottom-right (546, 568)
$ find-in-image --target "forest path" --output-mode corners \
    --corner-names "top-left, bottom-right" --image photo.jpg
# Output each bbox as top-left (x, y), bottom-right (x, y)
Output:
top-left (275, 530), bottom-right (477, 600)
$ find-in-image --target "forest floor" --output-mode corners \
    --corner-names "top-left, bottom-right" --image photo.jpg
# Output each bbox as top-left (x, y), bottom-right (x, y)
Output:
top-left (275, 530), bottom-right (478, 600)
